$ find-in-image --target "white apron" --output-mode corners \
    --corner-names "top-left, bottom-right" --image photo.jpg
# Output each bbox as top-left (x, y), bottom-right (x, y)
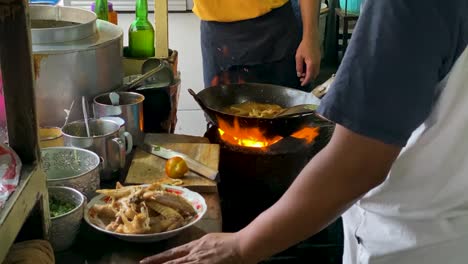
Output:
top-left (343, 46), bottom-right (468, 264)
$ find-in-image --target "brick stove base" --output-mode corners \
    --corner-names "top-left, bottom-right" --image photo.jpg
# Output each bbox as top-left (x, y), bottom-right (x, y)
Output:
top-left (205, 125), bottom-right (343, 263)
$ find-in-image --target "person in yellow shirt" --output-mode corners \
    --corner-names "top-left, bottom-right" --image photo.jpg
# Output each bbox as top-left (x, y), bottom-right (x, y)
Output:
top-left (195, 0), bottom-right (322, 91)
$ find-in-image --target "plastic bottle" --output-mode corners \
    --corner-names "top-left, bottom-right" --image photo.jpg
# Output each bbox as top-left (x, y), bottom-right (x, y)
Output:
top-left (94, 0), bottom-right (109, 21)
top-left (91, 1), bottom-right (118, 25)
top-left (107, 3), bottom-right (118, 25)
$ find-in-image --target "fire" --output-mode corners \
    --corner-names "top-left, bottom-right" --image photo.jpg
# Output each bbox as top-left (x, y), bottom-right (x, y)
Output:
top-left (290, 127), bottom-right (320, 144)
top-left (217, 117), bottom-right (321, 149)
top-left (211, 71), bottom-right (246, 87)
top-left (209, 45), bottom-right (247, 86)
top-left (217, 118), bottom-right (282, 148)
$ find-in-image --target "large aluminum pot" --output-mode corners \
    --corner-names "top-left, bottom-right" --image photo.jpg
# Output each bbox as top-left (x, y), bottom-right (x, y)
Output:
top-left (31, 5), bottom-right (123, 127)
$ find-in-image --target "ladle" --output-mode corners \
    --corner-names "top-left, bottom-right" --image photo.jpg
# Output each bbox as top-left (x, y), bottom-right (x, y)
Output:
top-left (81, 96), bottom-right (91, 137)
top-left (115, 62), bottom-right (167, 92)
top-left (109, 92), bottom-right (120, 106)
top-left (272, 104), bottom-right (318, 118)
top-left (141, 59), bottom-right (174, 88)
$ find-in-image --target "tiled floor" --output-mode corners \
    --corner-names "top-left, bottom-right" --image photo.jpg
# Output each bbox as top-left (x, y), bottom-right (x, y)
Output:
top-left (119, 12), bottom-right (207, 136)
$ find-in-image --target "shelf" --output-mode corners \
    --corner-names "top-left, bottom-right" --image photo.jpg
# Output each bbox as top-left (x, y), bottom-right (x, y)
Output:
top-left (0, 0), bottom-right (49, 262)
top-left (0, 165), bottom-right (49, 262)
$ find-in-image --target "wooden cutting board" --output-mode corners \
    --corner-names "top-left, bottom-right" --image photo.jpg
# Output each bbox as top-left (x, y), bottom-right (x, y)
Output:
top-left (124, 134), bottom-right (219, 193)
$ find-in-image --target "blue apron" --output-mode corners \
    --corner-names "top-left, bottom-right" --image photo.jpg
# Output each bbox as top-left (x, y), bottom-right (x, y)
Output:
top-left (200, 2), bottom-right (309, 91)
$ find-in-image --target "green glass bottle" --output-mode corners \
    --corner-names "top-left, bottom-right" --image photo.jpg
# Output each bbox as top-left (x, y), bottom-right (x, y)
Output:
top-left (128, 0), bottom-right (155, 58)
top-left (94, 0), bottom-right (109, 21)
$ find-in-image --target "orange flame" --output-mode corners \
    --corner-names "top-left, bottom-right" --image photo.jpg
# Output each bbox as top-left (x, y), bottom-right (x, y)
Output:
top-left (290, 127), bottom-right (320, 144)
top-left (217, 117), bottom-right (320, 148)
top-left (218, 118), bottom-right (282, 148)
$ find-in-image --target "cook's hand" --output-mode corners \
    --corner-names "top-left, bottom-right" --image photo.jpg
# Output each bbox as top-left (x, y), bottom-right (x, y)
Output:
top-left (140, 233), bottom-right (247, 264)
top-left (295, 38), bottom-right (321, 86)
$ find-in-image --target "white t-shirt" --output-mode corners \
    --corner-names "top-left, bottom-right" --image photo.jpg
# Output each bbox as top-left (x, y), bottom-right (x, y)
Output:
top-left (317, 0), bottom-right (468, 262)
top-left (342, 47), bottom-right (468, 264)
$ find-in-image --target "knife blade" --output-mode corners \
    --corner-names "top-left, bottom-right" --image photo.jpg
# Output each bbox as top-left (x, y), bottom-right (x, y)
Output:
top-left (141, 143), bottom-right (218, 181)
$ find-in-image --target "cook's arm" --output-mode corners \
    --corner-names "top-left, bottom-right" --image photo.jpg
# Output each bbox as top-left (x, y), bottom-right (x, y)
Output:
top-left (238, 125), bottom-right (401, 262)
top-left (296, 0), bottom-right (321, 84)
top-left (299, 0), bottom-right (320, 41)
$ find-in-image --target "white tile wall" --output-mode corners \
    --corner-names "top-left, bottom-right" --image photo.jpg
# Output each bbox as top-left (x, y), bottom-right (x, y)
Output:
top-left (119, 12), bottom-right (206, 136)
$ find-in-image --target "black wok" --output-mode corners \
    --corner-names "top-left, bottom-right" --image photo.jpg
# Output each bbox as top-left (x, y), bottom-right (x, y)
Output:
top-left (189, 83), bottom-right (334, 138)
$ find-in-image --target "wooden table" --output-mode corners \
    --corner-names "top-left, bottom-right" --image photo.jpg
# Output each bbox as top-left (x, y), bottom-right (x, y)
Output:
top-left (54, 131), bottom-right (223, 263)
top-left (55, 193), bottom-right (222, 264)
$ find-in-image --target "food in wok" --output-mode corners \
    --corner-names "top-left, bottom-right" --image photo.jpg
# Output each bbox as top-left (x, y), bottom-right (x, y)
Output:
top-left (225, 101), bottom-right (285, 118)
top-left (87, 182), bottom-right (197, 234)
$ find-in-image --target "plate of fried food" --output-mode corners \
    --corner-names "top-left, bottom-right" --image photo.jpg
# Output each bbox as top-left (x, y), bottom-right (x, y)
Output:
top-left (84, 182), bottom-right (207, 243)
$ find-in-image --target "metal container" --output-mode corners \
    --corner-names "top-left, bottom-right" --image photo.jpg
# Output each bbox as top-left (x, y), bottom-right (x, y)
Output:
top-left (31, 5), bottom-right (123, 127)
top-left (99, 116), bottom-right (126, 135)
top-left (42, 147), bottom-right (101, 198)
top-left (93, 92), bottom-right (145, 146)
top-left (30, 5), bottom-right (97, 44)
top-left (39, 126), bottom-right (64, 148)
top-left (48, 186), bottom-right (85, 252)
top-left (136, 77), bottom-right (181, 133)
top-left (61, 119), bottom-right (133, 181)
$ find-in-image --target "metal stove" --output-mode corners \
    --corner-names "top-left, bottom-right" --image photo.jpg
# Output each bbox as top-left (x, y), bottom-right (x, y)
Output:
top-left (205, 124), bottom-right (343, 263)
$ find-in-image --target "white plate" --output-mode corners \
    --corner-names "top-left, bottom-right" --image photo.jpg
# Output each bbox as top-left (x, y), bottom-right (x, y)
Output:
top-left (84, 184), bottom-right (207, 243)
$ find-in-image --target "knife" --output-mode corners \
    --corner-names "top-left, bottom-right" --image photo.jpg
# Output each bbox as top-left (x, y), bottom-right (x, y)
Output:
top-left (142, 143), bottom-right (219, 181)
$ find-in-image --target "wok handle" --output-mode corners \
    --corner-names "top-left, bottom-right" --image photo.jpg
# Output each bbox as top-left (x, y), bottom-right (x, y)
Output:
top-left (188, 88), bottom-right (211, 113)
top-left (188, 88), bottom-right (219, 127)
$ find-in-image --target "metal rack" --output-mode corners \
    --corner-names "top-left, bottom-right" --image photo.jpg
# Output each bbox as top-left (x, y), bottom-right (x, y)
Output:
top-left (0, 0), bottom-right (50, 261)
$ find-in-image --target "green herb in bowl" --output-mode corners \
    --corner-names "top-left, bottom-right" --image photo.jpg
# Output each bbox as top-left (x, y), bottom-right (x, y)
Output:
top-left (49, 196), bottom-right (76, 218)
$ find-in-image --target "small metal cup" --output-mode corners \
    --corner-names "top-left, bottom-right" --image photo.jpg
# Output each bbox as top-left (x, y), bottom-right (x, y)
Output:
top-left (99, 116), bottom-right (126, 135)
top-left (61, 119), bottom-right (133, 181)
top-left (93, 92), bottom-right (145, 146)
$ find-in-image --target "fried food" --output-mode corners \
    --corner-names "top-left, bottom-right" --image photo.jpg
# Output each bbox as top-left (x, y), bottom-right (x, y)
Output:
top-left (226, 101), bottom-right (284, 118)
top-left (88, 182), bottom-right (197, 235)
top-left (150, 191), bottom-right (197, 217)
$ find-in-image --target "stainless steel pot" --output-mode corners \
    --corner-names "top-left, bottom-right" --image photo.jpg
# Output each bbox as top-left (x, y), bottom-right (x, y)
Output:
top-left (42, 147), bottom-right (101, 199)
top-left (31, 5), bottom-right (123, 127)
top-left (93, 92), bottom-right (145, 146)
top-left (30, 5), bottom-right (97, 44)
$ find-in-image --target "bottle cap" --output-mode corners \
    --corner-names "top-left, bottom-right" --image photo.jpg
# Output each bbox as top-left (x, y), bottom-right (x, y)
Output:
top-left (91, 2), bottom-right (114, 12)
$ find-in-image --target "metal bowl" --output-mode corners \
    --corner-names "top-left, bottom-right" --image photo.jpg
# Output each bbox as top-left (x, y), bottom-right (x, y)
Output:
top-left (42, 147), bottom-right (100, 198)
top-left (48, 186), bottom-right (86, 252)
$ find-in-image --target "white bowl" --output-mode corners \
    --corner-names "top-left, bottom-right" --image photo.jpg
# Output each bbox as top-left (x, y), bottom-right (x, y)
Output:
top-left (83, 185), bottom-right (207, 243)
